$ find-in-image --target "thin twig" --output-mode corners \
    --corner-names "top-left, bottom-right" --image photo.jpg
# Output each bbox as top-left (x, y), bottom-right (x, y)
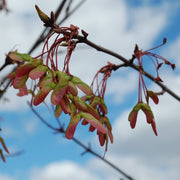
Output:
top-left (27, 102), bottom-right (135, 180)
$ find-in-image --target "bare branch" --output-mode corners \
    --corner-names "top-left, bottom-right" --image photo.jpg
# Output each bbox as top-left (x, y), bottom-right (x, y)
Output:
top-left (81, 38), bottom-right (180, 101)
top-left (54, 28), bottom-right (180, 102)
top-left (27, 102), bottom-right (135, 180)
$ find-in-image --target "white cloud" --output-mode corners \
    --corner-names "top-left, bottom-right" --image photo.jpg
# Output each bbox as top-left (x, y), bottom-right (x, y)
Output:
top-left (125, 5), bottom-right (167, 48)
top-left (87, 154), bottom-right (180, 180)
top-left (0, 86), bottom-right (31, 111)
top-left (29, 161), bottom-right (100, 180)
top-left (106, 70), bottom-right (138, 103)
top-left (0, 174), bottom-right (14, 180)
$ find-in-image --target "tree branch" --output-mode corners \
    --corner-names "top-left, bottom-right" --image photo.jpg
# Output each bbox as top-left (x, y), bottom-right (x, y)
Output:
top-left (74, 34), bottom-right (180, 102)
top-left (27, 102), bottom-right (135, 180)
top-left (50, 26), bottom-right (180, 102)
top-left (84, 40), bottom-right (180, 101)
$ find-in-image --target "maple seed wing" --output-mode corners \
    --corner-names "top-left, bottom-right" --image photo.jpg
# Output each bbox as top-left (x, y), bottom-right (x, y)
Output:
top-left (15, 63), bottom-right (35, 77)
top-left (33, 85), bottom-right (53, 106)
top-left (141, 103), bottom-right (158, 136)
top-left (71, 76), bottom-right (93, 95)
top-left (67, 81), bottom-right (78, 96)
top-left (8, 52), bottom-right (33, 62)
top-left (55, 104), bottom-right (63, 118)
top-left (17, 85), bottom-right (28, 96)
top-left (29, 65), bottom-right (48, 80)
top-left (147, 91), bottom-right (159, 104)
top-left (51, 82), bottom-right (68, 105)
top-left (13, 75), bottom-right (28, 89)
top-left (81, 112), bottom-right (107, 134)
top-left (97, 132), bottom-right (105, 146)
top-left (65, 114), bottom-right (81, 139)
top-left (128, 103), bottom-right (141, 129)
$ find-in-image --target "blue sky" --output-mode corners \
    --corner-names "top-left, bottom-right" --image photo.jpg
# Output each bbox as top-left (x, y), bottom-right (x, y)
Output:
top-left (0, 0), bottom-right (180, 180)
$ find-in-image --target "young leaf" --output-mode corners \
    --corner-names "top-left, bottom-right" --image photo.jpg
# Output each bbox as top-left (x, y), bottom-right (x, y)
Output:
top-left (35, 5), bottom-right (50, 24)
